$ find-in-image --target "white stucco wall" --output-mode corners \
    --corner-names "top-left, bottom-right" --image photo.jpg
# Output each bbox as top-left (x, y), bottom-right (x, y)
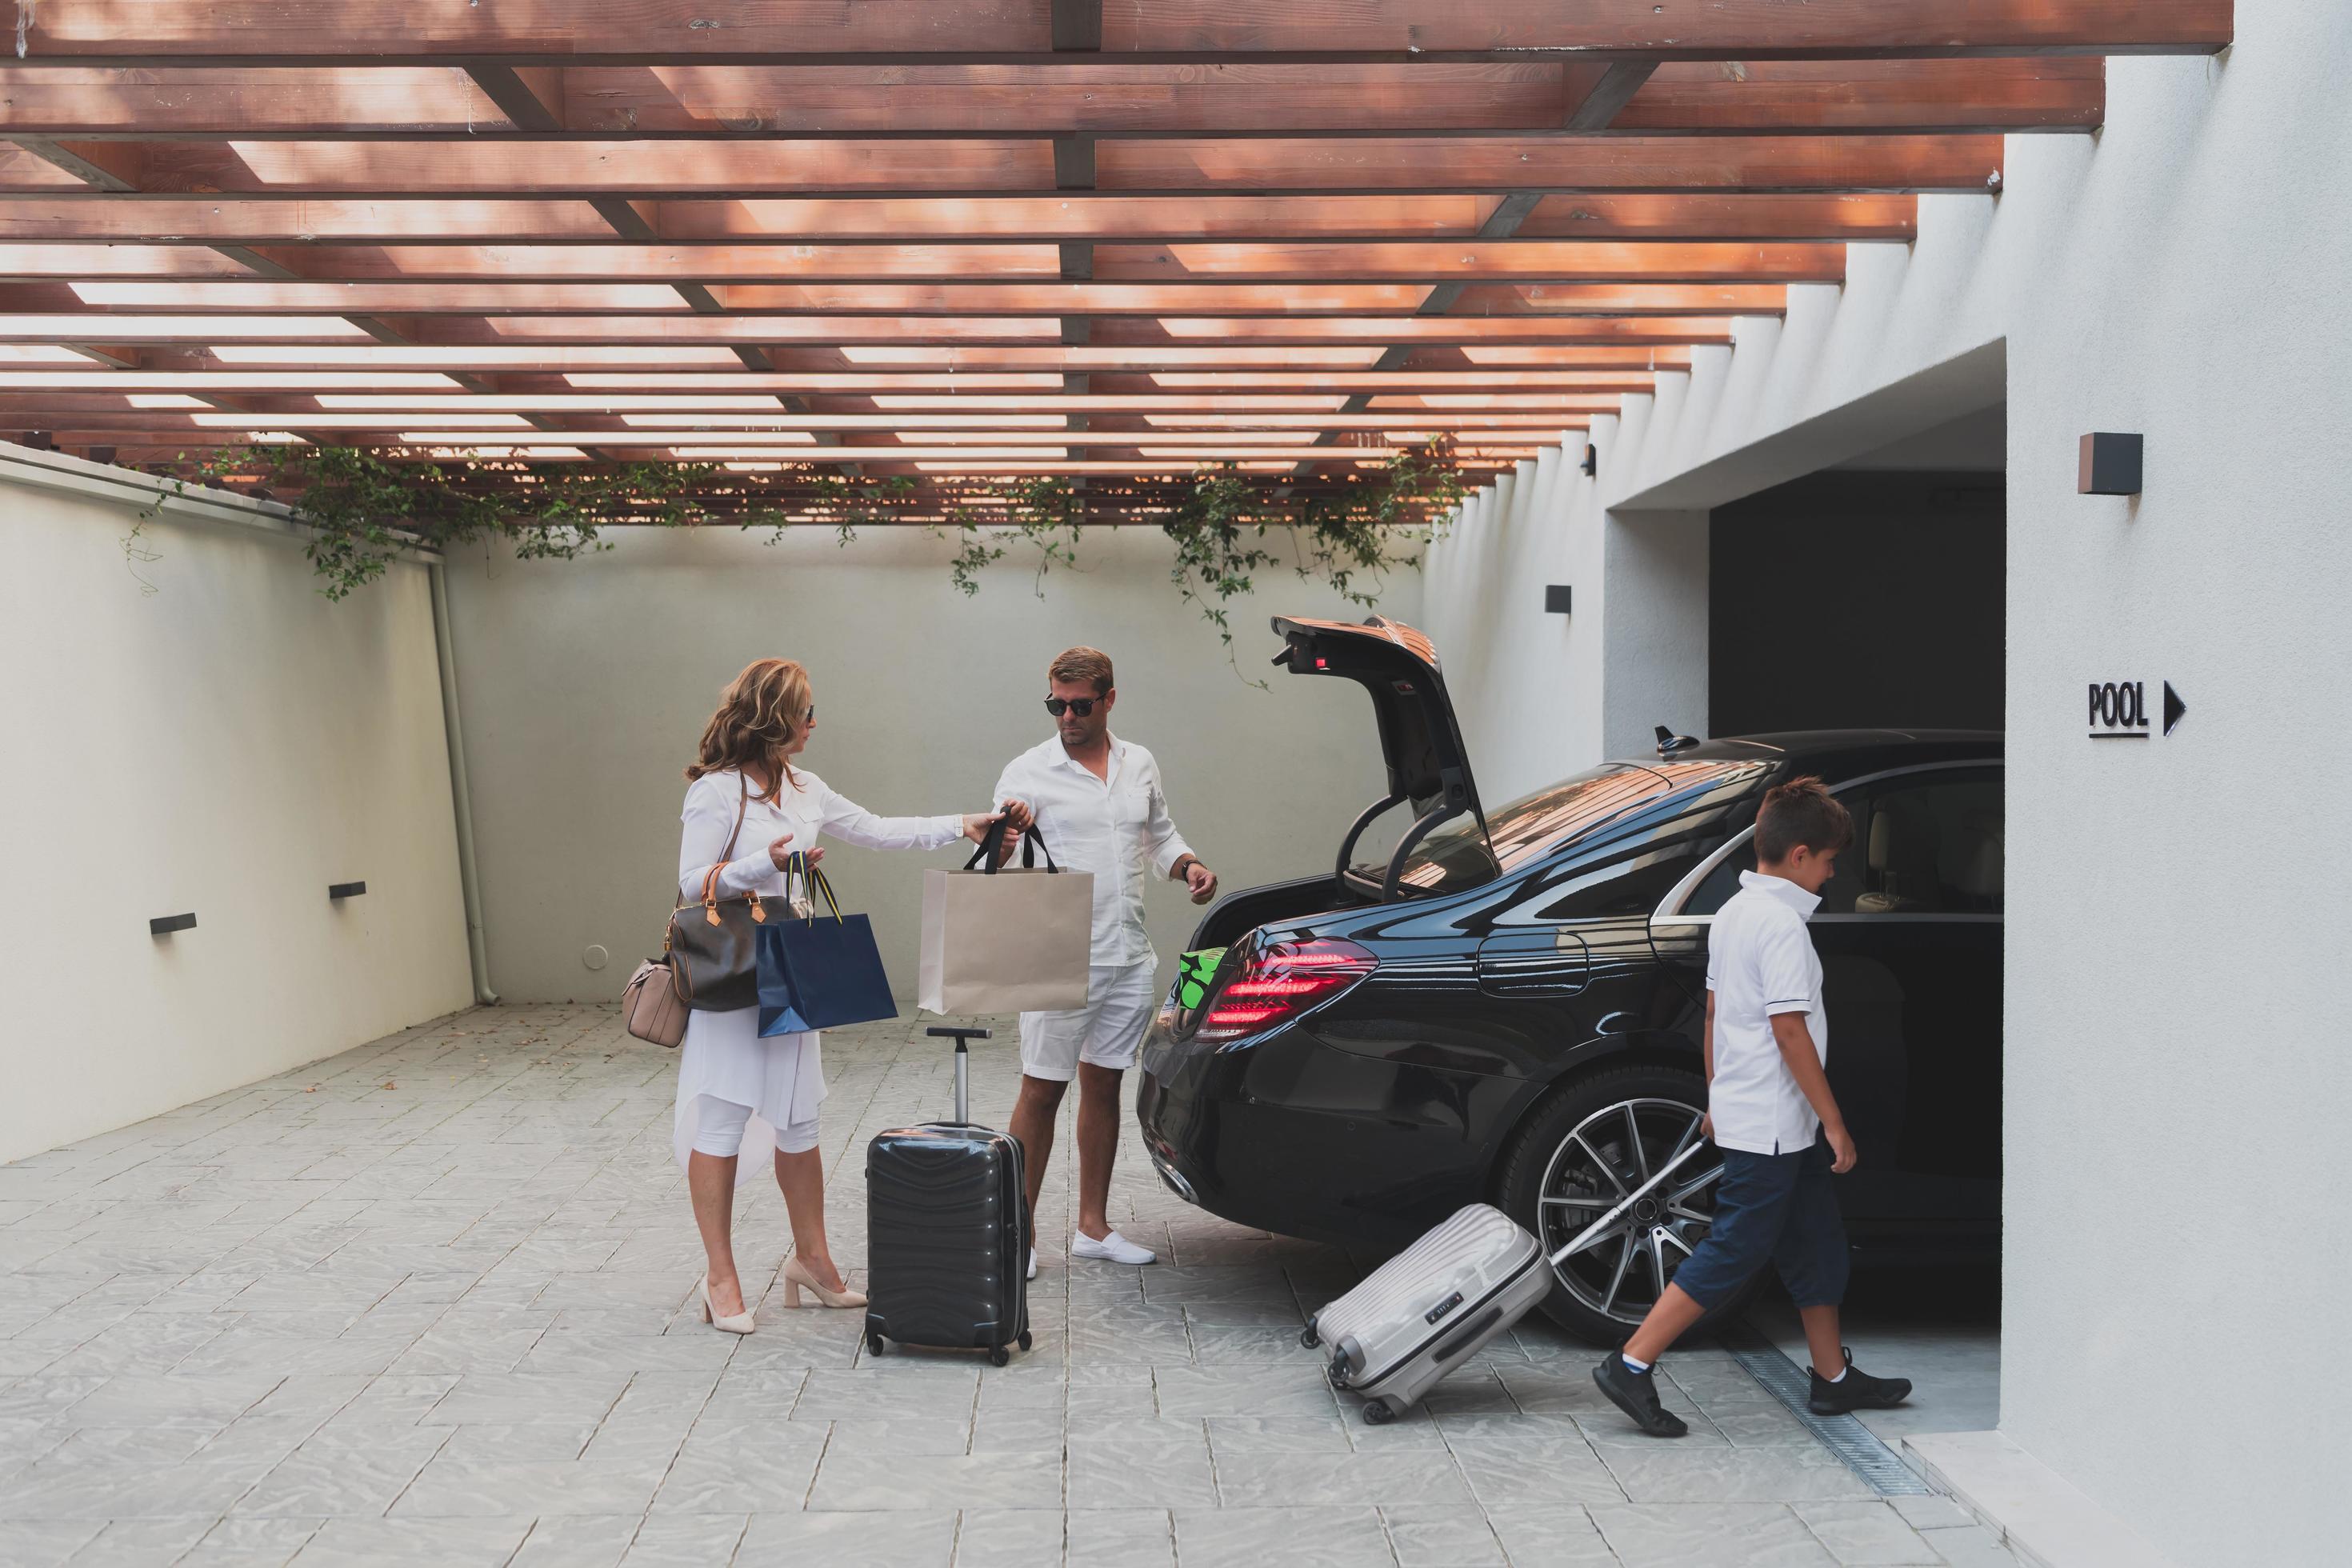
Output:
top-left (1424, 6), bottom-right (2352, 1562)
top-left (0, 449), bottom-right (475, 1164)
top-left (442, 524), bottom-right (1414, 1007)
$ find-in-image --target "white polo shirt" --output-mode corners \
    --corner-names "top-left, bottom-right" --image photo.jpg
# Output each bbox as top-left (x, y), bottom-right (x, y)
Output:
top-left (993, 734), bottom-right (1195, 969)
top-left (1703, 870), bottom-right (1831, 1156)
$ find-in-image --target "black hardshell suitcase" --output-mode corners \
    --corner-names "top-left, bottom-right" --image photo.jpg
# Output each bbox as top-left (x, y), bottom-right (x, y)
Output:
top-left (864, 1026), bottom-right (1032, 1364)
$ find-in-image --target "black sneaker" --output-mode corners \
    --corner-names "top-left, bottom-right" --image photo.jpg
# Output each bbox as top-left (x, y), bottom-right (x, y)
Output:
top-left (1808, 1347), bottom-right (1913, 1414)
top-left (1592, 1352), bottom-right (1689, 1438)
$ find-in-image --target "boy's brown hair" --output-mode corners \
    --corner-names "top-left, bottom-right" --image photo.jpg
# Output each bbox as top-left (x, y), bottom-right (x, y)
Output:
top-left (1049, 646), bottom-right (1115, 696)
top-left (1755, 775), bottom-right (1854, 863)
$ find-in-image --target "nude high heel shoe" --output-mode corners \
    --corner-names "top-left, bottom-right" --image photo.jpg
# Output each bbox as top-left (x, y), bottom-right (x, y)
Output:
top-left (698, 1276), bottom-right (756, 1334)
top-left (782, 1256), bottom-right (866, 1310)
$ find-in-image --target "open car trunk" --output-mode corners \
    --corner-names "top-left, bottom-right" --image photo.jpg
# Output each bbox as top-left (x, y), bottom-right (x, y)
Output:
top-left (1270, 614), bottom-right (1490, 904)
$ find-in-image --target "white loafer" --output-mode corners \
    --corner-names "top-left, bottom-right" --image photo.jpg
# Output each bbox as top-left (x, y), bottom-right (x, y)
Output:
top-left (1070, 1229), bottom-right (1157, 1266)
top-left (1027, 1248), bottom-right (1038, 1282)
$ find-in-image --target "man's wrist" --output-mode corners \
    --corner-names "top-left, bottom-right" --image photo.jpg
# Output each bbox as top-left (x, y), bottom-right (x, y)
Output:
top-left (1170, 854), bottom-right (1198, 878)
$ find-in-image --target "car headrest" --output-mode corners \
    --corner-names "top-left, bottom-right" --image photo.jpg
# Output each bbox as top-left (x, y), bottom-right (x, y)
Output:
top-left (1952, 816), bottom-right (2004, 897)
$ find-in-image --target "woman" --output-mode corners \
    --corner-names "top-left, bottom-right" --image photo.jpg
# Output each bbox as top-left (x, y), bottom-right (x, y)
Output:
top-left (675, 658), bottom-right (1030, 1332)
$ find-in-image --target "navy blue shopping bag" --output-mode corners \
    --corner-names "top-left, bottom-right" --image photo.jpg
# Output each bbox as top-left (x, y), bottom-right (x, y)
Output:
top-left (755, 858), bottom-right (899, 1036)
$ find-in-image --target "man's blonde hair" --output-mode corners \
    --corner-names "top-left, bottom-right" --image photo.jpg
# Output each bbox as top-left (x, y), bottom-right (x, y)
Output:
top-left (1049, 646), bottom-right (1114, 696)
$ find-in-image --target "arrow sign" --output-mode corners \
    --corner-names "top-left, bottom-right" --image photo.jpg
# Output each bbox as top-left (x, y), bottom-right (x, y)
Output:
top-left (2162, 681), bottom-right (2188, 735)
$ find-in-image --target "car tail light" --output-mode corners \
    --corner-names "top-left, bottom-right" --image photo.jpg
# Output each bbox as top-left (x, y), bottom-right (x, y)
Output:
top-left (1195, 938), bottom-right (1377, 1045)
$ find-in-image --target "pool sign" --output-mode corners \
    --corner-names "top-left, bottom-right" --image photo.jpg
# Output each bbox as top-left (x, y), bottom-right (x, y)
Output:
top-left (2087, 679), bottom-right (2187, 739)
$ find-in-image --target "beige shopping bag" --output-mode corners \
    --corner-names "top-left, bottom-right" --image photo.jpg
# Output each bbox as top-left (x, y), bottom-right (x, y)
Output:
top-left (918, 823), bottom-right (1094, 1014)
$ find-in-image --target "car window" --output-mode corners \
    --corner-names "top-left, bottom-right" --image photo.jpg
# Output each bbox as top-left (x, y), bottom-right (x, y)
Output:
top-left (1854, 775), bottom-right (2002, 914)
top-left (1679, 768), bottom-right (2001, 917)
top-left (1366, 760), bottom-right (1763, 898)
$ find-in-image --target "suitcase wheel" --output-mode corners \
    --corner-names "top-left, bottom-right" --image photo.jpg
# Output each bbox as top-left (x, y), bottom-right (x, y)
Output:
top-left (1299, 1325), bottom-right (1320, 1350)
top-left (987, 1343), bottom-right (1010, 1368)
top-left (1361, 1398), bottom-right (1399, 1426)
top-left (866, 1330), bottom-right (885, 1357)
top-left (1018, 1330), bottom-right (1034, 1352)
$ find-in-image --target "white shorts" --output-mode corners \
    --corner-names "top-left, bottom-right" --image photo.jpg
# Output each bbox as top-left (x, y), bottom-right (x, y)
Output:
top-left (1019, 960), bottom-right (1161, 1082)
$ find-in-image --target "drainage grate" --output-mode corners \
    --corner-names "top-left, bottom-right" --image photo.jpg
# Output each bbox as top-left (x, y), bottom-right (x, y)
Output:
top-left (1724, 1329), bottom-right (1933, 1496)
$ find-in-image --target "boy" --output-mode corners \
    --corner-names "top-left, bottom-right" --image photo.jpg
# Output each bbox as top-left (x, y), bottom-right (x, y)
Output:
top-left (1593, 776), bottom-right (1912, 1437)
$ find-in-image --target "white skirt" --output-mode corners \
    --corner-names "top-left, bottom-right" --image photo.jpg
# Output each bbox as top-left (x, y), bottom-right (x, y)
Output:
top-left (671, 1005), bottom-right (826, 1188)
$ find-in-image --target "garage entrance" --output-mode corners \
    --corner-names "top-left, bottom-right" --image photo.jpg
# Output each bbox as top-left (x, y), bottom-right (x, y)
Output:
top-left (1703, 403), bottom-right (2009, 1450)
top-left (1708, 406), bottom-right (2006, 738)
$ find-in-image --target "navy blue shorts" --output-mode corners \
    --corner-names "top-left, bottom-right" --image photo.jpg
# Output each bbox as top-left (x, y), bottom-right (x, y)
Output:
top-left (1669, 1131), bottom-right (1850, 1310)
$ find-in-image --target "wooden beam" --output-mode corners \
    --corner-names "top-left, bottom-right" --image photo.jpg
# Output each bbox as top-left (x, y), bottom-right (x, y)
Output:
top-left (6, 1), bottom-right (2234, 64)
top-left (1563, 62), bottom-right (1658, 131)
top-left (1297, 186), bottom-right (1546, 467)
top-left (8, 138), bottom-right (142, 190)
top-left (0, 234), bottom-right (1868, 284)
top-left (0, 193), bottom-right (1918, 247)
top-left (46, 279), bottom-right (1788, 316)
top-left (1094, 242), bottom-right (1846, 283)
top-left (1093, 134), bottom-right (2003, 195)
top-left (1614, 59), bottom-right (2104, 133)
top-left (0, 62), bottom-right (2105, 138)
top-left (1051, 0), bottom-right (1104, 54)
top-left (5, 134), bottom-right (432, 372)
top-left (1098, 2), bottom-right (2230, 59)
top-left (0, 403), bottom-right (1630, 429)
top-left (0, 370), bottom-right (1673, 396)
top-left (463, 67), bottom-right (566, 133)
top-left (0, 134), bottom-right (1997, 196)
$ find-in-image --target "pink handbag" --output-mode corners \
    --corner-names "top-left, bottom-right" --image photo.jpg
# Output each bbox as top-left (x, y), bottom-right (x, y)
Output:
top-left (622, 958), bottom-right (688, 1048)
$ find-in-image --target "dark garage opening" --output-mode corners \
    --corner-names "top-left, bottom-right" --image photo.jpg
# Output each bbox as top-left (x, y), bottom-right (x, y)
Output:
top-left (1706, 407), bottom-right (2008, 1442)
top-left (1709, 462), bottom-right (2005, 738)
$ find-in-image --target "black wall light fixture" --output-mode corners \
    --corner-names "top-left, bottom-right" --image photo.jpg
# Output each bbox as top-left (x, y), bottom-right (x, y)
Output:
top-left (1545, 585), bottom-right (1574, 614)
top-left (328, 882), bottom-right (367, 900)
top-left (1580, 444), bottom-right (1598, 478)
top-left (150, 912), bottom-right (197, 937)
top-left (2078, 432), bottom-right (2142, 496)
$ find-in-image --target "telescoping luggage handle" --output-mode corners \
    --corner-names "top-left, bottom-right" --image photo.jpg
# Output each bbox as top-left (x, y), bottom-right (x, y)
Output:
top-left (1549, 1138), bottom-right (1714, 1266)
top-left (925, 1024), bottom-right (991, 1124)
top-left (966, 816), bottom-right (1065, 874)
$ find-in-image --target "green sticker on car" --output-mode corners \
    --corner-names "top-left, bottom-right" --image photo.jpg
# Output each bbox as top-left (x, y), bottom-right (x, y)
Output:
top-left (1176, 946), bottom-right (1227, 1010)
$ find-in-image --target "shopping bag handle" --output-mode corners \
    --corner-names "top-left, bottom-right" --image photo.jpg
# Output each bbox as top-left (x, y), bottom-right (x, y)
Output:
top-left (965, 816), bottom-right (1062, 874)
top-left (783, 852), bottom-right (845, 923)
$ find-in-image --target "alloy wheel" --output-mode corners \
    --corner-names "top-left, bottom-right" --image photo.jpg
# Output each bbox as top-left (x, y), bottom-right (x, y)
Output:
top-left (1534, 1097), bottom-right (1722, 1328)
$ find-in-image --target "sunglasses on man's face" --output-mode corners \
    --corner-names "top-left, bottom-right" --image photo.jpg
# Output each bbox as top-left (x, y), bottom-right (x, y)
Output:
top-left (1043, 697), bottom-right (1098, 718)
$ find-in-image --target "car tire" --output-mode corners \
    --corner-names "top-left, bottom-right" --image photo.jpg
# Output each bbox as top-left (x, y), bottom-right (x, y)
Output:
top-left (1495, 1062), bottom-right (1759, 1346)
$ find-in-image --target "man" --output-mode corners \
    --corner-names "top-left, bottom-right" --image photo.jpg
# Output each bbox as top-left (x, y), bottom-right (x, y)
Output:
top-left (994, 646), bottom-right (1217, 1277)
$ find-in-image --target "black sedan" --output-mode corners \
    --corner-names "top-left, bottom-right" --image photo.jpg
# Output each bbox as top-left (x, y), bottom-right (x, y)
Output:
top-left (1138, 614), bottom-right (2002, 1343)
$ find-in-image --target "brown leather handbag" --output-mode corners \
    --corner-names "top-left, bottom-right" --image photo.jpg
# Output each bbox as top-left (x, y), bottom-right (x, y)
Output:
top-left (662, 774), bottom-right (774, 1013)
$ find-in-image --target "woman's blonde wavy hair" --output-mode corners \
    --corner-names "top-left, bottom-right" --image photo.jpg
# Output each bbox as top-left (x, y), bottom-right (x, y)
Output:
top-left (686, 658), bottom-right (812, 802)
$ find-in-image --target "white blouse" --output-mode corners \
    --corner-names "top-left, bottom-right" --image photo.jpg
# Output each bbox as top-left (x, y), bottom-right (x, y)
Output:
top-left (670, 766), bottom-right (967, 1185)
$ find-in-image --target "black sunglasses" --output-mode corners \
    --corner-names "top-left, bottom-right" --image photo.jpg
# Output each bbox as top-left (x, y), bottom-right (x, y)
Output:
top-left (1043, 697), bottom-right (1098, 718)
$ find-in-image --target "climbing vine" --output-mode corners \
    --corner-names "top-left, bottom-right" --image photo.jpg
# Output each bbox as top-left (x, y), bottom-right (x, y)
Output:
top-left (157, 441), bottom-right (1468, 659)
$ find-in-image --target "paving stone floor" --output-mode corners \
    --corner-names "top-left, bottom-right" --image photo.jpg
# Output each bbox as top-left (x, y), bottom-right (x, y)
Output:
top-left (0, 1006), bottom-right (2018, 1567)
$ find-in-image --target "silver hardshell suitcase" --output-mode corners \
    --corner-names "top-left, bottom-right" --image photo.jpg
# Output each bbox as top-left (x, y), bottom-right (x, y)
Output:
top-left (1305, 1203), bottom-right (1550, 1424)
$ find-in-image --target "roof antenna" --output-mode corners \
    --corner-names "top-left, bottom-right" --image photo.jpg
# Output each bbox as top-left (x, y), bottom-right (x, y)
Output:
top-left (1654, 724), bottom-right (1699, 758)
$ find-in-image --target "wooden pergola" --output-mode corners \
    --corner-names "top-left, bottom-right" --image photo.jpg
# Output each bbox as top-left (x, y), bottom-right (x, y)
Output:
top-left (0, 2), bottom-right (2230, 522)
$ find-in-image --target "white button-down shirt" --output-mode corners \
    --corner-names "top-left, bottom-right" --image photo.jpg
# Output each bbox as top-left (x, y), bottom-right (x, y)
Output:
top-left (994, 734), bottom-right (1195, 968)
top-left (1703, 870), bottom-right (1831, 1157)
